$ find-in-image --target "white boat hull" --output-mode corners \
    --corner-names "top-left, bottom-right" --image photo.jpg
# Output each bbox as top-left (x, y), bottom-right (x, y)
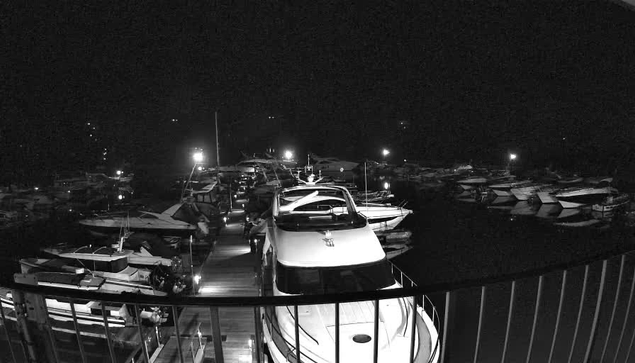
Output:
top-left (537, 191), bottom-right (559, 204)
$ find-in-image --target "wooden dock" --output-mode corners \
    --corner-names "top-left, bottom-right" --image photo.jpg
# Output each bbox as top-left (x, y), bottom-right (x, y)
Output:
top-left (155, 210), bottom-right (259, 363)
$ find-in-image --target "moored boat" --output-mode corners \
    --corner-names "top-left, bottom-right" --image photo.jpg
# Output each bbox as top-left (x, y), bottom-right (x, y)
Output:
top-left (592, 193), bottom-right (631, 213)
top-left (260, 183), bottom-right (439, 363)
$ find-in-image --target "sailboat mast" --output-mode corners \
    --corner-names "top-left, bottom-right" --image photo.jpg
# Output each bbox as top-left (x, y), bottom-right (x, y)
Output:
top-left (215, 111), bottom-right (220, 167)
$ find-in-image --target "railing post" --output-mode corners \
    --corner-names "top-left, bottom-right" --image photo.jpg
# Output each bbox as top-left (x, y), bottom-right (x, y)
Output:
top-left (373, 299), bottom-right (379, 363)
top-left (11, 288), bottom-right (43, 363)
top-left (501, 280), bottom-right (517, 363)
top-left (526, 275), bottom-right (544, 363)
top-left (613, 266), bottom-right (635, 363)
top-left (294, 305), bottom-right (301, 362)
top-left (172, 305), bottom-right (185, 363)
top-left (335, 303), bottom-right (340, 363)
top-left (600, 255), bottom-right (625, 363)
top-left (473, 286), bottom-right (487, 363)
top-left (548, 269), bottom-right (568, 363)
top-left (69, 300), bottom-right (87, 363)
top-left (210, 306), bottom-right (224, 363)
top-left (254, 307), bottom-right (262, 363)
top-left (568, 265), bottom-right (590, 363)
top-left (100, 304), bottom-right (117, 363)
top-left (134, 304), bottom-right (150, 362)
top-left (440, 291), bottom-right (453, 363)
top-left (0, 299), bottom-right (18, 363)
top-left (409, 295), bottom-right (417, 363)
top-left (583, 259), bottom-right (608, 363)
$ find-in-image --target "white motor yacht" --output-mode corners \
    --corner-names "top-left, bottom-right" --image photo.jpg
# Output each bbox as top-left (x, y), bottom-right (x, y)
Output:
top-left (488, 179), bottom-right (533, 197)
top-left (79, 202), bottom-right (209, 237)
top-left (260, 183), bottom-right (439, 363)
top-left (510, 183), bottom-right (551, 201)
top-left (310, 153), bottom-right (359, 172)
top-left (555, 186), bottom-right (619, 209)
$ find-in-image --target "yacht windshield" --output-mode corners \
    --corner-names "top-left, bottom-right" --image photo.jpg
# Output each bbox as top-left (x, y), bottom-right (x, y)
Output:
top-left (276, 259), bottom-right (395, 295)
top-left (275, 188), bottom-right (366, 230)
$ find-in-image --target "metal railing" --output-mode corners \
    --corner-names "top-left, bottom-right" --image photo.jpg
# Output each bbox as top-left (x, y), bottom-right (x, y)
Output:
top-left (2, 249), bottom-right (635, 362)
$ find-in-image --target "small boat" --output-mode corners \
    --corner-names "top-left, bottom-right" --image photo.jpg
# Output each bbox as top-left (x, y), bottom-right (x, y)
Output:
top-left (510, 183), bottom-right (551, 201)
top-left (356, 203), bottom-right (413, 232)
top-left (489, 180), bottom-right (533, 197)
top-left (555, 186), bottom-right (619, 209)
top-left (456, 176), bottom-right (489, 191)
top-left (79, 202), bottom-right (209, 237)
top-left (592, 193), bottom-right (631, 213)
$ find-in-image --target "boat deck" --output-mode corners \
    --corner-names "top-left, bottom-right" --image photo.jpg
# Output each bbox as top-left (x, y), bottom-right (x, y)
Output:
top-left (154, 210), bottom-right (259, 363)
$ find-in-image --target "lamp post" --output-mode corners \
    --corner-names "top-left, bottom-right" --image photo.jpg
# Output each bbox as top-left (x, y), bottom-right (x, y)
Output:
top-left (508, 153), bottom-right (517, 173)
top-left (283, 150), bottom-right (293, 161)
top-left (382, 148), bottom-right (390, 164)
top-left (182, 150), bottom-right (204, 199)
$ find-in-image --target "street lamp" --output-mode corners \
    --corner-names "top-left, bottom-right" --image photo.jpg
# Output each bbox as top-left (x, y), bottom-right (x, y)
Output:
top-left (283, 150), bottom-right (293, 160)
top-left (508, 153), bottom-right (517, 173)
top-left (382, 148), bottom-right (390, 157)
top-left (183, 150), bottom-right (205, 199)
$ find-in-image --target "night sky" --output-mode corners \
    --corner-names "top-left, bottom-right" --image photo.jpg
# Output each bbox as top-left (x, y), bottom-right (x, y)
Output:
top-left (3, 1), bottom-right (635, 179)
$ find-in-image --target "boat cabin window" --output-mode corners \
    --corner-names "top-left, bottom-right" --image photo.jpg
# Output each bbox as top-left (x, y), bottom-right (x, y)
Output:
top-left (70, 257), bottom-right (128, 273)
top-left (276, 259), bottom-right (395, 295)
top-left (139, 213), bottom-right (158, 219)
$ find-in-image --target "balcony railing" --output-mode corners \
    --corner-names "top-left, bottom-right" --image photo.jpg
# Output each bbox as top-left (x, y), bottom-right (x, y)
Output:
top-left (2, 249), bottom-right (635, 362)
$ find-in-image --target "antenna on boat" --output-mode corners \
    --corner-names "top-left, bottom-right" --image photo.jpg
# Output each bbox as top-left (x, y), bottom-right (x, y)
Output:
top-left (364, 161), bottom-right (368, 205)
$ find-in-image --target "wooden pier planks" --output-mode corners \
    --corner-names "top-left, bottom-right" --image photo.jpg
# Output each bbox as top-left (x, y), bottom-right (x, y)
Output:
top-left (156, 211), bottom-right (259, 362)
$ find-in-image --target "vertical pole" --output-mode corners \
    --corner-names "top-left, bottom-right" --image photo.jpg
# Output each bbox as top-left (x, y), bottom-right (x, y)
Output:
top-left (100, 304), bottom-right (116, 363)
top-left (172, 305), bottom-right (185, 363)
top-left (253, 307), bottom-right (262, 363)
top-left (11, 290), bottom-right (38, 362)
top-left (364, 162), bottom-right (368, 206)
top-left (335, 303), bottom-right (340, 363)
top-left (294, 305), bottom-right (301, 362)
top-left (600, 255), bottom-right (625, 363)
top-left (189, 235), bottom-right (194, 293)
top-left (568, 265), bottom-right (590, 363)
top-left (373, 299), bottom-right (379, 363)
top-left (409, 295), bottom-right (417, 362)
top-left (501, 280), bottom-right (517, 363)
top-left (440, 291), bottom-right (452, 363)
top-left (583, 260), bottom-right (608, 363)
top-left (613, 267), bottom-right (635, 363)
top-left (134, 304), bottom-right (150, 363)
top-left (69, 301), bottom-right (87, 363)
top-left (0, 300), bottom-right (18, 363)
top-left (526, 275), bottom-right (544, 363)
top-left (473, 286), bottom-right (487, 363)
top-left (548, 270), bottom-right (568, 363)
top-left (215, 111), bottom-right (220, 167)
top-left (210, 306), bottom-right (224, 363)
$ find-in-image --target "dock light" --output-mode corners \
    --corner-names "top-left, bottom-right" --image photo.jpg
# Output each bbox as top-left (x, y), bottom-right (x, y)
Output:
top-left (197, 166), bottom-right (203, 171)
top-left (382, 148), bottom-right (390, 157)
top-left (223, 216), bottom-right (228, 223)
top-left (118, 194), bottom-right (123, 200)
top-left (193, 274), bottom-right (201, 284)
top-left (34, 187), bottom-right (39, 191)
top-left (116, 170), bottom-right (122, 176)
top-left (383, 181), bottom-right (390, 190)
top-left (193, 151), bottom-right (204, 163)
top-left (509, 153), bottom-right (517, 161)
top-left (284, 150), bottom-right (293, 160)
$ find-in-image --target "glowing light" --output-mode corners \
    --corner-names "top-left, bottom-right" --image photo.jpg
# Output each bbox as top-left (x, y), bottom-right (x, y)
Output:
top-left (34, 187), bottom-right (39, 191)
top-left (116, 170), bottom-right (122, 176)
top-left (284, 150), bottom-right (293, 160)
top-left (404, 159), bottom-right (407, 163)
top-left (509, 153), bottom-right (517, 161)
top-left (193, 151), bottom-right (204, 163)
top-left (193, 274), bottom-right (201, 284)
top-left (383, 182), bottom-right (390, 190)
top-left (382, 149), bottom-right (390, 157)
top-left (118, 194), bottom-right (123, 200)
top-left (339, 167), bottom-right (344, 172)
top-left (197, 166), bottom-right (203, 171)
top-left (223, 216), bottom-right (228, 223)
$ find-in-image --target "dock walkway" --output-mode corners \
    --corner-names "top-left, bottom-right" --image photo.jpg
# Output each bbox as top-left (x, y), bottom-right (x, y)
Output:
top-left (155, 210), bottom-right (259, 363)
